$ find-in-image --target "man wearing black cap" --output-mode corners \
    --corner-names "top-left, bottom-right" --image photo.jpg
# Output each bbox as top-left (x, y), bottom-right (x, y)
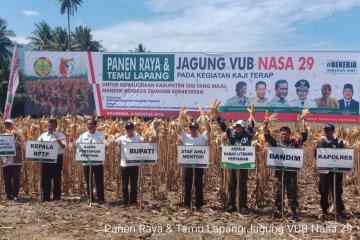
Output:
top-left (316, 124), bottom-right (346, 222)
top-left (177, 115), bottom-right (211, 210)
top-left (338, 83), bottom-right (359, 110)
top-left (225, 81), bottom-right (249, 106)
top-left (214, 110), bottom-right (255, 213)
top-left (116, 122), bottom-right (144, 205)
top-left (290, 79), bottom-right (316, 108)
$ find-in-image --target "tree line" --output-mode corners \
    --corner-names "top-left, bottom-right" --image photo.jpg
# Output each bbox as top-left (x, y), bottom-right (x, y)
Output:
top-left (0, 0), bottom-right (147, 116)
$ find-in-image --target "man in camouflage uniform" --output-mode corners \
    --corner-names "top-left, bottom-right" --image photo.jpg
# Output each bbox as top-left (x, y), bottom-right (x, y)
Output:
top-left (264, 121), bottom-right (307, 220)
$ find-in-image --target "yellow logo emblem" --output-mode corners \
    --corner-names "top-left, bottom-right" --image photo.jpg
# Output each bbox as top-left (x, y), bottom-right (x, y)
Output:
top-left (34, 57), bottom-right (52, 77)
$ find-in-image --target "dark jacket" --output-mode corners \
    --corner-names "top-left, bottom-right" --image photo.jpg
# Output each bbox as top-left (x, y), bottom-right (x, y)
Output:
top-left (338, 99), bottom-right (359, 110)
top-left (217, 118), bottom-right (254, 146)
top-left (264, 131), bottom-right (308, 148)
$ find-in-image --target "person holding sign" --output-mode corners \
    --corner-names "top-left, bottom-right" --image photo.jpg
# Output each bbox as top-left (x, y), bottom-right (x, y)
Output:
top-left (76, 118), bottom-right (105, 204)
top-left (37, 119), bottom-right (67, 202)
top-left (316, 124), bottom-right (346, 222)
top-left (177, 114), bottom-right (211, 210)
top-left (1, 119), bottom-right (25, 201)
top-left (215, 110), bottom-right (254, 213)
top-left (264, 120), bottom-right (307, 220)
top-left (116, 122), bottom-right (144, 205)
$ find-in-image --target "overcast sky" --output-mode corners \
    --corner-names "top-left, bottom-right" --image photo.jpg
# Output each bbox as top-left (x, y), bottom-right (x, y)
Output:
top-left (2, 0), bottom-right (360, 52)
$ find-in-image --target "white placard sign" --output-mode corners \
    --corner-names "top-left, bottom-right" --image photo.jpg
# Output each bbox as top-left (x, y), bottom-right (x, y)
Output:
top-left (0, 135), bottom-right (16, 156)
top-left (267, 147), bottom-right (304, 171)
top-left (76, 143), bottom-right (105, 164)
top-left (177, 145), bottom-right (209, 168)
top-left (221, 146), bottom-right (255, 169)
top-left (124, 142), bottom-right (158, 164)
top-left (26, 141), bottom-right (59, 163)
top-left (316, 148), bottom-right (353, 172)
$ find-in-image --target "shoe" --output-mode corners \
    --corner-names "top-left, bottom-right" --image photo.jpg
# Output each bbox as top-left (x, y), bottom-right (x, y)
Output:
top-left (273, 210), bottom-right (282, 218)
top-left (225, 205), bottom-right (236, 213)
top-left (319, 212), bottom-right (328, 221)
top-left (5, 195), bottom-right (13, 201)
top-left (240, 207), bottom-right (250, 214)
top-left (183, 203), bottom-right (190, 209)
top-left (291, 210), bottom-right (300, 221)
top-left (13, 196), bottom-right (20, 202)
top-left (337, 212), bottom-right (346, 223)
top-left (98, 200), bottom-right (105, 205)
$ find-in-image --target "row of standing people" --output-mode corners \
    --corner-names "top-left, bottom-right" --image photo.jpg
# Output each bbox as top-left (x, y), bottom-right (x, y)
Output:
top-left (1, 117), bottom-right (347, 222)
top-left (181, 109), bottom-right (346, 223)
top-left (1, 118), bottom-right (142, 206)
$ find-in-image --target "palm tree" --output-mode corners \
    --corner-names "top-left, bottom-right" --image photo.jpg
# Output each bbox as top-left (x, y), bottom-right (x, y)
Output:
top-left (51, 26), bottom-right (68, 51)
top-left (27, 21), bottom-right (53, 50)
top-left (0, 18), bottom-right (15, 65)
top-left (54, 0), bottom-right (83, 51)
top-left (71, 26), bottom-right (103, 51)
top-left (134, 43), bottom-right (147, 53)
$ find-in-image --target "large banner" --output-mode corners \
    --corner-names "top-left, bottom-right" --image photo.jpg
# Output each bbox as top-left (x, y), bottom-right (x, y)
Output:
top-left (25, 52), bottom-right (360, 122)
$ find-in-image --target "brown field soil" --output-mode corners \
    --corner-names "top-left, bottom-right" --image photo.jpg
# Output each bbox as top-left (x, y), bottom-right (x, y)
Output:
top-left (1, 168), bottom-right (359, 240)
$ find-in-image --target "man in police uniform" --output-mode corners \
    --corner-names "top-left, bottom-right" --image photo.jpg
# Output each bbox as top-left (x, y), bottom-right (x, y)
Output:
top-left (290, 79), bottom-right (317, 108)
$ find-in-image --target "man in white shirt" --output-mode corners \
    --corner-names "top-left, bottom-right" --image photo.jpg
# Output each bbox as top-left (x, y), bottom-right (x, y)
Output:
top-left (177, 118), bottom-right (211, 210)
top-left (1, 119), bottom-right (25, 201)
top-left (76, 118), bottom-right (105, 204)
top-left (116, 122), bottom-right (144, 205)
top-left (290, 79), bottom-right (316, 108)
top-left (37, 119), bottom-right (67, 201)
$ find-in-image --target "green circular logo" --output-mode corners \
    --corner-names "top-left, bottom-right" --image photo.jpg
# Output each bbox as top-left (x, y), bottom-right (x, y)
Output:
top-left (34, 57), bottom-right (52, 77)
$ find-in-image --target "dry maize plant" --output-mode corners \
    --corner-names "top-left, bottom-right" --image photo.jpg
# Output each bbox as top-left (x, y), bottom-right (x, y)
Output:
top-left (0, 115), bottom-right (359, 207)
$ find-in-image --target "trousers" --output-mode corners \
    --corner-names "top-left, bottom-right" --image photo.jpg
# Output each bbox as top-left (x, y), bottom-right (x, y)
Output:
top-left (319, 172), bottom-right (345, 213)
top-left (41, 155), bottom-right (63, 201)
top-left (83, 165), bottom-right (105, 201)
top-left (227, 169), bottom-right (248, 208)
top-left (183, 167), bottom-right (204, 208)
top-left (274, 170), bottom-right (298, 211)
top-left (121, 166), bottom-right (139, 204)
top-left (3, 165), bottom-right (22, 198)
